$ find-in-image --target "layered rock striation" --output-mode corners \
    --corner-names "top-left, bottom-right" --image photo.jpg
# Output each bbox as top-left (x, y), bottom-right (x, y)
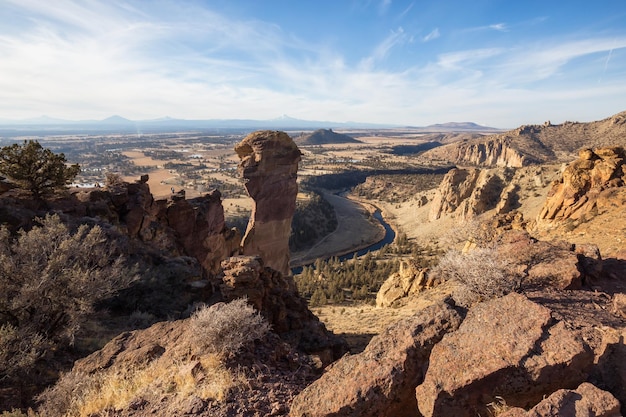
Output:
top-left (235, 130), bottom-right (302, 276)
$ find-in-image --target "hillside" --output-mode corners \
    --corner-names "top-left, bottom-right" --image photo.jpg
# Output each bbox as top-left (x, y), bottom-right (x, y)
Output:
top-left (419, 110), bottom-right (626, 167)
top-left (295, 129), bottom-right (361, 145)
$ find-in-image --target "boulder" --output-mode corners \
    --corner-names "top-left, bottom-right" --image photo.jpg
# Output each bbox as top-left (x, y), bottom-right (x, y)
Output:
top-left (376, 261), bottom-right (438, 308)
top-left (538, 147), bottom-right (625, 223)
top-left (290, 301), bottom-right (463, 417)
top-left (591, 328), bottom-right (626, 414)
top-left (220, 256), bottom-right (347, 363)
top-left (500, 382), bottom-right (621, 417)
top-left (235, 131), bottom-right (302, 276)
top-left (415, 293), bottom-right (594, 417)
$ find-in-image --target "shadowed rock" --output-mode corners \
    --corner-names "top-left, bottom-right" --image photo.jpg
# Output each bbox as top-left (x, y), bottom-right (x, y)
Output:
top-left (235, 130), bottom-right (302, 276)
top-left (219, 255), bottom-right (347, 363)
top-left (290, 301), bottom-right (463, 417)
top-left (500, 382), bottom-right (621, 417)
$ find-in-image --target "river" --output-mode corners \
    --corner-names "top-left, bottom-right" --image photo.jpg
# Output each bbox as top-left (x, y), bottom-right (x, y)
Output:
top-left (291, 208), bottom-right (396, 275)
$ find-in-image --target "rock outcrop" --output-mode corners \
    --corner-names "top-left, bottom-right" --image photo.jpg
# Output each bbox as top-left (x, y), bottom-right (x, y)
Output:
top-left (218, 256), bottom-right (347, 362)
top-left (501, 382), bottom-right (621, 417)
top-left (421, 136), bottom-right (539, 167)
top-left (43, 304), bottom-right (319, 417)
top-left (290, 301), bottom-right (463, 417)
top-left (235, 131), bottom-right (302, 276)
top-left (538, 147), bottom-right (626, 223)
top-left (376, 260), bottom-right (440, 308)
top-left (429, 167), bottom-right (516, 221)
top-left (415, 293), bottom-right (595, 417)
top-left (0, 178), bottom-right (239, 275)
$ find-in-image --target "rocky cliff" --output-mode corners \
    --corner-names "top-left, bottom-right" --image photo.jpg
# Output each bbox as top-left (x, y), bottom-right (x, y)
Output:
top-left (236, 130), bottom-right (302, 276)
top-left (0, 177), bottom-right (238, 275)
top-left (292, 230), bottom-right (626, 416)
top-left (419, 110), bottom-right (626, 167)
top-left (429, 166), bottom-right (518, 221)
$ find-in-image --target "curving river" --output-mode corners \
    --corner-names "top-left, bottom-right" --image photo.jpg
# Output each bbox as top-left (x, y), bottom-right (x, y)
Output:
top-left (291, 208), bottom-right (396, 275)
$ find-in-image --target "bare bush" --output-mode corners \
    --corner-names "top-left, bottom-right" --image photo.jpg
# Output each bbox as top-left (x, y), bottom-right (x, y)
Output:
top-left (439, 217), bottom-right (499, 250)
top-left (0, 214), bottom-right (136, 382)
top-left (190, 298), bottom-right (271, 356)
top-left (431, 248), bottom-right (518, 307)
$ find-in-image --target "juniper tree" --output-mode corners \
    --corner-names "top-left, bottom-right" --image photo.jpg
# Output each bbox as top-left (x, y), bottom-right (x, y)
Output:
top-left (0, 140), bottom-right (80, 198)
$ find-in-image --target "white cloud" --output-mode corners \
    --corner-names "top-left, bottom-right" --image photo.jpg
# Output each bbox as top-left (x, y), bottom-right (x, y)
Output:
top-left (359, 27), bottom-right (408, 70)
top-left (422, 28), bottom-right (440, 42)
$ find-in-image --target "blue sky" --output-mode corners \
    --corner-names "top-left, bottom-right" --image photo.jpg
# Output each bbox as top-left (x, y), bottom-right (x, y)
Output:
top-left (1, 0), bottom-right (625, 128)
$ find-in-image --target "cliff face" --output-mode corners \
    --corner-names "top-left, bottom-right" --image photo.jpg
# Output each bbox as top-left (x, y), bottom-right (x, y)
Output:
top-left (421, 135), bottom-right (546, 168)
top-left (419, 110), bottom-right (626, 167)
top-left (449, 136), bottom-right (530, 167)
top-left (0, 177), bottom-right (239, 275)
top-left (235, 130), bottom-right (302, 276)
top-left (429, 167), bottom-right (517, 221)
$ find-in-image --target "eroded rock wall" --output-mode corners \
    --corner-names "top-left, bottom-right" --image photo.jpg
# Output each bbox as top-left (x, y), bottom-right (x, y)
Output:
top-left (429, 167), bottom-right (516, 221)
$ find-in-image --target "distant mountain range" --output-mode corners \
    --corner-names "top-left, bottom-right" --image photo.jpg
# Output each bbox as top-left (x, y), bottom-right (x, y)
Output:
top-left (0, 114), bottom-right (501, 135)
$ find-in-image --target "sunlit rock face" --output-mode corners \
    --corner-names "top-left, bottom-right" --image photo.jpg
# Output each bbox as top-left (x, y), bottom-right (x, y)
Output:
top-left (235, 130), bottom-right (302, 276)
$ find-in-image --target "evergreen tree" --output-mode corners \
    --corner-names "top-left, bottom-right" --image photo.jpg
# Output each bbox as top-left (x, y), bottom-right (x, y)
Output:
top-left (0, 140), bottom-right (80, 198)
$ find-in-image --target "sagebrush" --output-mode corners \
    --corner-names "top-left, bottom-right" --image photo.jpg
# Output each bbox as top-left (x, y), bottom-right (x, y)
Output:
top-left (431, 247), bottom-right (518, 307)
top-left (0, 214), bottom-right (135, 383)
top-left (190, 298), bottom-right (271, 356)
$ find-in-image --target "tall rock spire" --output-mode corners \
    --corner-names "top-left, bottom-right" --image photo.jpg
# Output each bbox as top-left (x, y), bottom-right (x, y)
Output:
top-left (235, 130), bottom-right (302, 276)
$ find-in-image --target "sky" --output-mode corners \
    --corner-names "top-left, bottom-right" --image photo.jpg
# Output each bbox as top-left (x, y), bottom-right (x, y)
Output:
top-left (1, 0), bottom-right (625, 128)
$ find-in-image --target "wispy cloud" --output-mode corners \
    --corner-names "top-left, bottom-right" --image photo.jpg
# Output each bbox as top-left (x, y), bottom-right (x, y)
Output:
top-left (359, 27), bottom-right (408, 69)
top-left (397, 2), bottom-right (414, 20)
top-left (462, 22), bottom-right (509, 33)
top-left (422, 28), bottom-right (440, 42)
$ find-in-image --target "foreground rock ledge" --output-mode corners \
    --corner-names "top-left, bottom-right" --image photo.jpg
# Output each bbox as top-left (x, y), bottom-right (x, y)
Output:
top-left (290, 301), bottom-right (463, 417)
top-left (415, 292), bottom-right (594, 417)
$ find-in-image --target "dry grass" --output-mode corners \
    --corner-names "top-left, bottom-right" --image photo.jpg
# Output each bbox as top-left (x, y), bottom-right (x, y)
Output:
top-left (41, 345), bottom-right (245, 417)
top-left (70, 354), bottom-right (240, 417)
top-left (39, 299), bottom-right (269, 417)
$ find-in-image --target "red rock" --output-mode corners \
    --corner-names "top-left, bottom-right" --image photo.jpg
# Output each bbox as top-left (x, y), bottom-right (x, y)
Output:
top-left (415, 293), bottom-right (594, 417)
top-left (538, 147), bottom-right (625, 223)
top-left (290, 301), bottom-right (463, 417)
top-left (500, 382), bottom-right (621, 417)
top-left (235, 131), bottom-right (302, 276)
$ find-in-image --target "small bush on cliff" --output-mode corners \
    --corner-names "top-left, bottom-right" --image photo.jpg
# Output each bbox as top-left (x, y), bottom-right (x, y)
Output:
top-left (190, 298), bottom-right (270, 356)
top-left (431, 248), bottom-right (518, 307)
top-left (0, 214), bottom-right (135, 384)
top-left (0, 140), bottom-right (80, 198)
